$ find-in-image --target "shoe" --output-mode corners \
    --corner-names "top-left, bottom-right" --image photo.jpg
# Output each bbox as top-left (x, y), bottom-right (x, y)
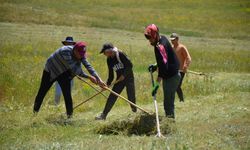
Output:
top-left (67, 114), bottom-right (72, 119)
top-left (166, 114), bottom-right (175, 119)
top-left (64, 116), bottom-right (73, 125)
top-left (95, 113), bottom-right (106, 120)
top-left (131, 106), bottom-right (137, 112)
top-left (180, 99), bottom-right (184, 102)
top-left (33, 110), bottom-right (38, 116)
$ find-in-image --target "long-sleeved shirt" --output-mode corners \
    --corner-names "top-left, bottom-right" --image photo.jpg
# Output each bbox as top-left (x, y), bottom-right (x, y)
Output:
top-left (45, 45), bottom-right (99, 81)
top-left (173, 44), bottom-right (191, 72)
top-left (154, 35), bottom-right (179, 79)
top-left (106, 51), bottom-right (133, 86)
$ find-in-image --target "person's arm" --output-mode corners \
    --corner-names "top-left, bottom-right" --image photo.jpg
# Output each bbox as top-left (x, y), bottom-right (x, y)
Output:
top-left (119, 52), bottom-right (133, 78)
top-left (154, 48), bottom-right (164, 79)
top-left (156, 76), bottom-right (162, 84)
top-left (152, 49), bottom-right (162, 96)
top-left (182, 46), bottom-right (191, 72)
top-left (58, 48), bottom-right (96, 84)
top-left (78, 70), bottom-right (89, 78)
top-left (106, 59), bottom-right (114, 86)
top-left (81, 58), bottom-right (101, 80)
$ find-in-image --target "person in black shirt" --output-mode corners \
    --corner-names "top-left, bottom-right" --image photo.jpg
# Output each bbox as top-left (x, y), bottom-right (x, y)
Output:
top-left (144, 24), bottom-right (181, 119)
top-left (95, 43), bottom-right (137, 120)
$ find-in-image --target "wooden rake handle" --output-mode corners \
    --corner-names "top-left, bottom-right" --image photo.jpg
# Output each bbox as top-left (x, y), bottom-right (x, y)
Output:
top-left (73, 80), bottom-right (119, 110)
top-left (103, 86), bottom-right (151, 114)
top-left (186, 70), bottom-right (206, 76)
top-left (76, 75), bottom-right (108, 98)
top-left (73, 90), bottom-right (104, 110)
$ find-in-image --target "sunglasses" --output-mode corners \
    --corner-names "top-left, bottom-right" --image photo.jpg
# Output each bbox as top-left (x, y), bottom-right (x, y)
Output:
top-left (144, 34), bottom-right (152, 40)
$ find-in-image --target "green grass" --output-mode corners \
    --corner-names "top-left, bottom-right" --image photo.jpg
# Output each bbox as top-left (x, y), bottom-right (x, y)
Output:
top-left (0, 0), bottom-right (250, 149)
top-left (0, 0), bottom-right (249, 39)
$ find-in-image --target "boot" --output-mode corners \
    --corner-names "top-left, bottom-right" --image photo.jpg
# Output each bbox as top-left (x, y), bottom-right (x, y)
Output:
top-left (95, 113), bottom-right (107, 120)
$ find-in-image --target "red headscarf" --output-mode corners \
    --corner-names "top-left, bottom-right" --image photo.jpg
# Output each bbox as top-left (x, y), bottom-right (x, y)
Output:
top-left (145, 24), bottom-right (168, 64)
top-left (144, 24), bottom-right (159, 40)
top-left (74, 42), bottom-right (87, 58)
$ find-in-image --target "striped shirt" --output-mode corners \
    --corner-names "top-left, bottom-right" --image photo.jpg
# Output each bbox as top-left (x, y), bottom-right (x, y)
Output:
top-left (45, 45), bottom-right (99, 81)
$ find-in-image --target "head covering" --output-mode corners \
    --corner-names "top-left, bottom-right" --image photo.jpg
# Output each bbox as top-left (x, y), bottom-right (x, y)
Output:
top-left (62, 36), bottom-right (76, 45)
top-left (74, 42), bottom-right (87, 58)
top-left (144, 24), bottom-right (159, 40)
top-left (170, 33), bottom-right (179, 40)
top-left (100, 43), bottom-right (115, 53)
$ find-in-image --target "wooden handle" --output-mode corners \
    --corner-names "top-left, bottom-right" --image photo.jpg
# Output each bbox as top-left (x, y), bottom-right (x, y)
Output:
top-left (103, 86), bottom-right (151, 114)
top-left (73, 80), bottom-right (119, 110)
top-left (76, 75), bottom-right (108, 98)
top-left (187, 70), bottom-right (205, 76)
top-left (73, 90), bottom-right (105, 110)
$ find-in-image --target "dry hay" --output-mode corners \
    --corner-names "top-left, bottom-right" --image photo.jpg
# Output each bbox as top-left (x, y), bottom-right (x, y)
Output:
top-left (95, 113), bottom-right (176, 136)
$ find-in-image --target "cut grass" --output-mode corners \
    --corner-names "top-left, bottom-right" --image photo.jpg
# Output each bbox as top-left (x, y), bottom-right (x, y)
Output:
top-left (0, 91), bottom-right (249, 149)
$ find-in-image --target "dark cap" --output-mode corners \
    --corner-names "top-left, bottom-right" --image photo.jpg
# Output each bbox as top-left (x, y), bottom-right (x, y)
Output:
top-left (100, 43), bottom-right (114, 53)
top-left (170, 33), bottom-right (179, 40)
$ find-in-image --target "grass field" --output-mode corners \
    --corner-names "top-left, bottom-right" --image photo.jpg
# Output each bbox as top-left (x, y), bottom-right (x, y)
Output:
top-left (0, 0), bottom-right (250, 150)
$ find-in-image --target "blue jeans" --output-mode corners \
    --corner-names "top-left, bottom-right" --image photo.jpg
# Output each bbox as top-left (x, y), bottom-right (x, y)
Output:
top-left (162, 73), bottom-right (181, 118)
top-left (55, 80), bottom-right (73, 105)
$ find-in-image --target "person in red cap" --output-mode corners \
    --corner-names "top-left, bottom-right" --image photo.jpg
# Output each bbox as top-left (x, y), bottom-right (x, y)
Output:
top-left (144, 24), bottom-right (180, 119)
top-left (33, 41), bottom-right (105, 118)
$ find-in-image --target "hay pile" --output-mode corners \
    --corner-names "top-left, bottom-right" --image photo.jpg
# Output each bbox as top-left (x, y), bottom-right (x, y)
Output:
top-left (95, 113), bottom-right (176, 136)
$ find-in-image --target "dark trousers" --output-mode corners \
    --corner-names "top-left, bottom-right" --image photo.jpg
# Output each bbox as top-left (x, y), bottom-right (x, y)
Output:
top-left (162, 73), bottom-right (181, 118)
top-left (33, 70), bottom-right (73, 117)
top-left (176, 72), bottom-right (185, 102)
top-left (103, 73), bottom-right (136, 116)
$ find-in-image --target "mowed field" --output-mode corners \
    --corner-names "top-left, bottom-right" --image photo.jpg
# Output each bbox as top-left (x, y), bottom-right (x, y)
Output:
top-left (0, 0), bottom-right (249, 150)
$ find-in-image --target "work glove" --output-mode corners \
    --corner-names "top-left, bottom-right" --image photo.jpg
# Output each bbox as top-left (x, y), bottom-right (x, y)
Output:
top-left (152, 82), bottom-right (159, 96)
top-left (148, 63), bottom-right (158, 73)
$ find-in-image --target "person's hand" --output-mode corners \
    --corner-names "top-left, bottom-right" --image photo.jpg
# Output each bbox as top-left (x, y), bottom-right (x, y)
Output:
top-left (99, 81), bottom-right (108, 90)
top-left (96, 78), bottom-right (106, 87)
top-left (152, 82), bottom-right (160, 96)
top-left (88, 75), bottom-right (97, 84)
top-left (183, 66), bottom-right (188, 73)
top-left (99, 81), bottom-right (107, 88)
top-left (106, 84), bottom-right (111, 88)
top-left (148, 63), bottom-right (157, 72)
top-left (117, 75), bottom-right (125, 82)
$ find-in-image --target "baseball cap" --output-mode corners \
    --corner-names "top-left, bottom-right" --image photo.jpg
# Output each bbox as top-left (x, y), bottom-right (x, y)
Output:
top-left (170, 33), bottom-right (179, 40)
top-left (74, 42), bottom-right (87, 58)
top-left (100, 43), bottom-right (114, 53)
